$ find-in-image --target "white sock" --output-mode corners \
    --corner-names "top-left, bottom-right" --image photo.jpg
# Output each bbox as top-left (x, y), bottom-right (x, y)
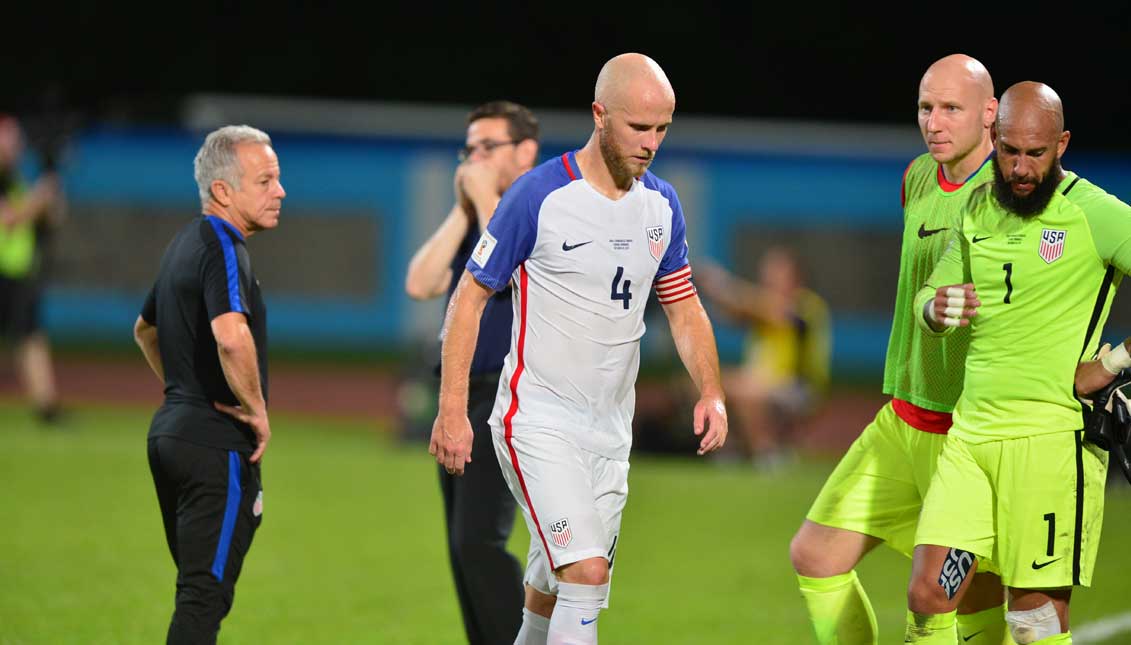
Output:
top-left (514, 607), bottom-right (551, 645)
top-left (548, 582), bottom-right (608, 645)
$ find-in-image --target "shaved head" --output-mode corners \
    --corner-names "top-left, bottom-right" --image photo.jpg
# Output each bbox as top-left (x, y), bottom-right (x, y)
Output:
top-left (917, 54), bottom-right (996, 176)
top-left (997, 81), bottom-right (1064, 138)
top-left (991, 82), bottom-right (1070, 217)
top-left (584, 53), bottom-right (677, 187)
top-left (594, 53), bottom-right (675, 112)
top-left (921, 54), bottom-right (994, 102)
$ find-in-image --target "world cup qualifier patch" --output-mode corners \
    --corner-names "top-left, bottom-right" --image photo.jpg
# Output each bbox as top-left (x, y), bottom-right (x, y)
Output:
top-left (549, 518), bottom-right (573, 547)
top-left (1039, 228), bottom-right (1066, 263)
top-left (471, 231), bottom-right (498, 268)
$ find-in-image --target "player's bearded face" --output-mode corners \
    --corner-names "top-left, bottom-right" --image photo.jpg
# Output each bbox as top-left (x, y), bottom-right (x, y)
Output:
top-left (598, 122), bottom-right (646, 181)
top-left (991, 153), bottom-right (1061, 218)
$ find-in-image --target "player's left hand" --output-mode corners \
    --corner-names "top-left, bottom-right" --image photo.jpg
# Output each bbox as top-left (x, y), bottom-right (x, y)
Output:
top-left (692, 395), bottom-right (728, 456)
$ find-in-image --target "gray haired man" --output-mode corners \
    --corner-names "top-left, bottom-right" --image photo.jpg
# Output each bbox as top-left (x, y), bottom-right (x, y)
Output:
top-left (134, 125), bottom-right (283, 644)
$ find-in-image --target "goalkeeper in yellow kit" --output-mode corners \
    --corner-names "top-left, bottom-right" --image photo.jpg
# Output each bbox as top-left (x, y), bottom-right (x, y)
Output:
top-left (906, 81), bottom-right (1131, 644)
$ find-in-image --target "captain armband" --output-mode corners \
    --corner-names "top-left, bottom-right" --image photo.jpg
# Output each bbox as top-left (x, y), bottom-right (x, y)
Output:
top-left (655, 265), bottom-right (696, 305)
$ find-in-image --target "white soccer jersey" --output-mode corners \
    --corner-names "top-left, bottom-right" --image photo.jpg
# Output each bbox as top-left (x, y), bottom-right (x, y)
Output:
top-left (468, 151), bottom-right (695, 460)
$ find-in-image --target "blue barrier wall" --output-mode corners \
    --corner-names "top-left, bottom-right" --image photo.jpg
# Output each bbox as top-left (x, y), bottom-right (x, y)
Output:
top-left (36, 126), bottom-right (1131, 376)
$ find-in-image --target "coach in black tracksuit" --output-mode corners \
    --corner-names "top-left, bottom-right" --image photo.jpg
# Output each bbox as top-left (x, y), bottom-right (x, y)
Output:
top-left (134, 125), bottom-right (284, 645)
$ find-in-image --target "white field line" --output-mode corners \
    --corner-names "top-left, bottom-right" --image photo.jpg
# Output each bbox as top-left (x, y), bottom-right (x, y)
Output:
top-left (1074, 611), bottom-right (1131, 644)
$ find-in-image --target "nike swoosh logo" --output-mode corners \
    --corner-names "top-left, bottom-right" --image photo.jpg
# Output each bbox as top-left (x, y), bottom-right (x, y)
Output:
top-left (963, 630), bottom-right (984, 641)
top-left (919, 224), bottom-right (948, 238)
top-left (1032, 558), bottom-right (1061, 570)
top-left (562, 240), bottom-right (593, 251)
top-left (972, 235), bottom-right (992, 243)
top-left (581, 617), bottom-right (598, 625)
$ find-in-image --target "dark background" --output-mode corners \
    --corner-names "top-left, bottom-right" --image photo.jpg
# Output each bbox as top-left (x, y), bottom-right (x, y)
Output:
top-left (4, 4), bottom-right (1131, 150)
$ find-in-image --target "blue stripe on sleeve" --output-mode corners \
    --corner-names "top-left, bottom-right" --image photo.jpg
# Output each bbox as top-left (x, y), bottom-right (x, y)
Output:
top-left (210, 451), bottom-right (243, 582)
top-left (206, 216), bottom-right (244, 313)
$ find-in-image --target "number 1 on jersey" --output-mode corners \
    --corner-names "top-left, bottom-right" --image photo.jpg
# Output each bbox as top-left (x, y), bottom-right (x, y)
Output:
top-left (1003, 262), bottom-right (1014, 304)
top-left (611, 266), bottom-right (632, 309)
top-left (1043, 512), bottom-right (1055, 556)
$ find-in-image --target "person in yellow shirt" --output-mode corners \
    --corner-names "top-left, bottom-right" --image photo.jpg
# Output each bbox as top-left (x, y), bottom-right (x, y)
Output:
top-left (0, 114), bottom-right (63, 423)
top-left (696, 246), bottom-right (830, 468)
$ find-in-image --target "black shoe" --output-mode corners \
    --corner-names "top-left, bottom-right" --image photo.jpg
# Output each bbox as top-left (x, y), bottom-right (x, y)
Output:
top-left (36, 404), bottom-right (66, 426)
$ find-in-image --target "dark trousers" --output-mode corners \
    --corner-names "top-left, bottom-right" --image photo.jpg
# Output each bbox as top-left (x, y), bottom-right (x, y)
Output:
top-left (440, 373), bottom-right (524, 644)
top-left (148, 436), bottom-right (263, 645)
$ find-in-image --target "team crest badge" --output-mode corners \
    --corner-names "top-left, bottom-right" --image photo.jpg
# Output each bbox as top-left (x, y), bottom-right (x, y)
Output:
top-left (549, 518), bottom-right (573, 547)
top-left (646, 225), bottom-right (665, 261)
top-left (1039, 229), bottom-right (1066, 264)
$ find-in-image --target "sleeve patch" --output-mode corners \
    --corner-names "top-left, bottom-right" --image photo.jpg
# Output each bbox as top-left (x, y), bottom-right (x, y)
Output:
top-left (470, 231), bottom-right (498, 268)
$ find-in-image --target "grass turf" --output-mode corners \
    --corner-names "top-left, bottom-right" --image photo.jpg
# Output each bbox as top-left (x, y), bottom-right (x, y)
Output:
top-left (2, 400), bottom-right (1130, 644)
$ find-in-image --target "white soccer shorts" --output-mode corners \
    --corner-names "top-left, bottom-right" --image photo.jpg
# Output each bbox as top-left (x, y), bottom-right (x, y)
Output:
top-left (491, 425), bottom-right (627, 604)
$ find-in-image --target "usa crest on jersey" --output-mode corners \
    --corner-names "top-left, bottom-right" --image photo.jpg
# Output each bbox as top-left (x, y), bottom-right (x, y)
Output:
top-left (1039, 229), bottom-right (1066, 264)
top-left (549, 518), bottom-right (573, 547)
top-left (646, 225), bottom-right (665, 261)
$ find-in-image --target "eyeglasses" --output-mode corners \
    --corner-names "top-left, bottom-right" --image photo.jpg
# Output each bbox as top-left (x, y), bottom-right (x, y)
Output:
top-left (458, 139), bottom-right (520, 162)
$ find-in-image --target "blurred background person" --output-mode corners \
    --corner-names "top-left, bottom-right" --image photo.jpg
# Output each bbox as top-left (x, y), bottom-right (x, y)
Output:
top-left (405, 100), bottom-right (540, 645)
top-left (695, 247), bottom-right (830, 468)
top-left (0, 113), bottom-right (64, 424)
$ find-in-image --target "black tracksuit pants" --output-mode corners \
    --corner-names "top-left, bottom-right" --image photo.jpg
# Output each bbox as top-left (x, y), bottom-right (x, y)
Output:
top-left (440, 373), bottom-right (524, 644)
top-left (148, 436), bottom-right (263, 645)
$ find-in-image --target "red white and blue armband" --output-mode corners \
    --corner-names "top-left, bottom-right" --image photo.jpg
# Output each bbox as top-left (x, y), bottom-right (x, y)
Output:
top-left (655, 264), bottom-right (696, 305)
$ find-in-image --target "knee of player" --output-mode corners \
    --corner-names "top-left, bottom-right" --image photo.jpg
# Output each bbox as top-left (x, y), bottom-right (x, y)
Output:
top-left (1005, 600), bottom-right (1065, 644)
top-left (907, 573), bottom-right (957, 615)
top-left (788, 529), bottom-right (843, 577)
top-left (556, 557), bottom-right (610, 586)
top-left (788, 530), bottom-right (818, 574)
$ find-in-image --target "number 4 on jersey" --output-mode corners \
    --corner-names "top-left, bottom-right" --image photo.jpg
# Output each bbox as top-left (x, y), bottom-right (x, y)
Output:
top-left (611, 266), bottom-right (632, 309)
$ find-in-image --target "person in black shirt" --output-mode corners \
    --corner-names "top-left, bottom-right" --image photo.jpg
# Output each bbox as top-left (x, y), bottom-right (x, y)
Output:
top-left (134, 124), bottom-right (284, 645)
top-left (405, 101), bottom-right (539, 644)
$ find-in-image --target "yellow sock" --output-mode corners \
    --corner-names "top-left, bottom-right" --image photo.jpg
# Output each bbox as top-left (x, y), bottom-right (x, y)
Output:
top-left (797, 571), bottom-right (878, 644)
top-left (957, 604), bottom-right (1008, 644)
top-left (905, 609), bottom-right (957, 644)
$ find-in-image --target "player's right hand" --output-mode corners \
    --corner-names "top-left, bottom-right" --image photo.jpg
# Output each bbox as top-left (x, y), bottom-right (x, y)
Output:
top-left (214, 402), bottom-right (271, 464)
top-left (929, 283), bottom-right (979, 328)
top-left (430, 414), bottom-right (473, 476)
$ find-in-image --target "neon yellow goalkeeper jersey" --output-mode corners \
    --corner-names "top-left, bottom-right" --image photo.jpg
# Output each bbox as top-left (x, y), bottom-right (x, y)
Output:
top-left (883, 153), bottom-right (993, 412)
top-left (917, 171), bottom-right (1131, 443)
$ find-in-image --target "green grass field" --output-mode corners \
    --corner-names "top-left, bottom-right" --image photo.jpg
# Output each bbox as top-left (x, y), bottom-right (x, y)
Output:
top-left (3, 400), bottom-right (1131, 644)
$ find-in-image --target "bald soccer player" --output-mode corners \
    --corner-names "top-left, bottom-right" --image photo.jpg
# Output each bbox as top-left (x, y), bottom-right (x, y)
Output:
top-left (790, 55), bottom-right (1011, 645)
top-left (905, 82), bottom-right (1131, 645)
top-left (430, 53), bottom-right (728, 645)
